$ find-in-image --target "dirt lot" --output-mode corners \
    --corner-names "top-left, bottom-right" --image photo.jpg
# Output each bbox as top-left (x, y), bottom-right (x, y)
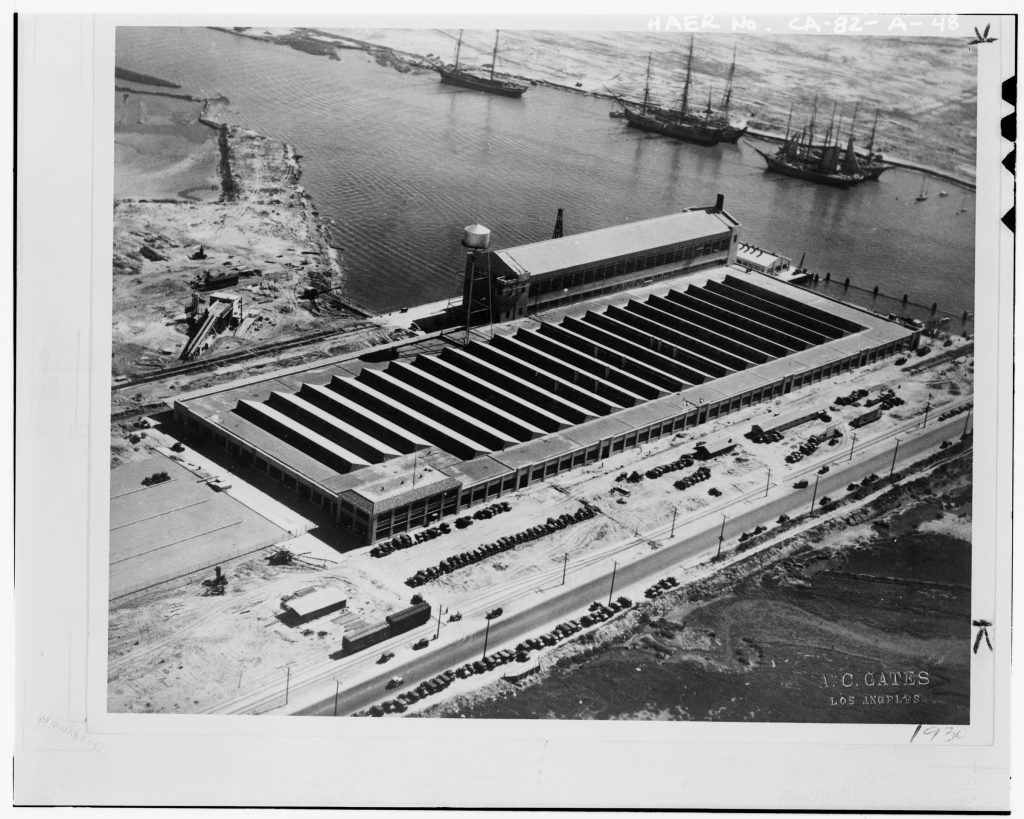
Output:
top-left (113, 90), bottom-right (366, 379)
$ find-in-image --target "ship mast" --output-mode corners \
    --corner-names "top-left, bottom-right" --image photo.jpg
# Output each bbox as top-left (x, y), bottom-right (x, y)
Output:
top-left (704, 87), bottom-right (713, 125)
top-left (783, 102), bottom-right (793, 142)
top-left (454, 30), bottom-right (463, 71)
top-left (804, 94), bottom-right (819, 160)
top-left (641, 54), bottom-right (652, 115)
top-left (490, 30), bottom-right (500, 82)
top-left (680, 34), bottom-right (694, 120)
top-left (720, 44), bottom-right (737, 117)
top-left (868, 108), bottom-right (879, 157)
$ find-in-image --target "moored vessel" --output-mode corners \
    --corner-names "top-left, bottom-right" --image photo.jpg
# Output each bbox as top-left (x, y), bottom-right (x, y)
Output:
top-left (618, 38), bottom-right (745, 147)
top-left (438, 30), bottom-right (528, 98)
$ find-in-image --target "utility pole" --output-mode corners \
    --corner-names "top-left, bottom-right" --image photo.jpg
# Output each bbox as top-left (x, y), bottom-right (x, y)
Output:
top-left (764, 468), bottom-right (771, 498)
top-left (434, 604), bottom-right (445, 640)
top-left (962, 407), bottom-right (972, 438)
top-left (285, 664), bottom-right (292, 706)
top-left (561, 553), bottom-right (568, 585)
top-left (848, 432), bottom-right (857, 462)
top-left (717, 513), bottom-right (726, 558)
top-left (890, 438), bottom-right (901, 478)
top-left (670, 507), bottom-right (678, 538)
top-left (482, 617), bottom-right (492, 660)
top-left (922, 394), bottom-right (932, 429)
top-left (608, 561), bottom-right (618, 605)
top-left (333, 679), bottom-right (341, 717)
top-left (810, 474), bottom-right (820, 514)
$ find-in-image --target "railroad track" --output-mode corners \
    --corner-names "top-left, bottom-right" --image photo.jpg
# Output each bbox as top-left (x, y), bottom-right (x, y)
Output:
top-left (112, 321), bottom-right (379, 393)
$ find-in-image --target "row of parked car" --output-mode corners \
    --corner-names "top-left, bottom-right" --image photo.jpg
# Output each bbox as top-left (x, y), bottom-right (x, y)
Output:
top-left (371, 501), bottom-right (517, 558)
top-left (673, 465), bottom-right (711, 491)
top-left (644, 454), bottom-right (696, 480)
top-left (370, 523), bottom-right (453, 558)
top-left (785, 432), bottom-right (831, 464)
top-left (643, 576), bottom-right (679, 599)
top-left (455, 501), bottom-right (513, 529)
top-left (835, 388), bottom-right (871, 407)
top-left (939, 402), bottom-right (972, 422)
top-left (405, 505), bottom-right (601, 588)
top-left (362, 596), bottom-right (634, 717)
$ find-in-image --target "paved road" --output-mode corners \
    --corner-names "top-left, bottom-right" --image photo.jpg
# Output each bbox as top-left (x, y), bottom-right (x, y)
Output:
top-left (292, 413), bottom-right (968, 717)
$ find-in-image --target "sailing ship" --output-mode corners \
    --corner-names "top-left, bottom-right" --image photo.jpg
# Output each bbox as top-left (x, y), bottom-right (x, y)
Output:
top-left (438, 30), bottom-right (528, 98)
top-left (858, 109), bottom-right (894, 180)
top-left (754, 99), bottom-right (867, 188)
top-left (618, 38), bottom-right (745, 147)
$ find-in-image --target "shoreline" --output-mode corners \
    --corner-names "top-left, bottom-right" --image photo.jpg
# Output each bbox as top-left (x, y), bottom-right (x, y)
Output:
top-left (208, 26), bottom-right (977, 191)
top-left (112, 85), bottom-right (382, 419)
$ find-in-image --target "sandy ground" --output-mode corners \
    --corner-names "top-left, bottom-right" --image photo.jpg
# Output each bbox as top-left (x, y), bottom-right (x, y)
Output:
top-left (107, 337), bottom-right (973, 713)
top-left (113, 89), bottom-right (366, 380)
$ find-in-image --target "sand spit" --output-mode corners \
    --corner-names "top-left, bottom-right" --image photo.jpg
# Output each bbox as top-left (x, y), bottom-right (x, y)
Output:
top-left (113, 89), bottom-right (365, 382)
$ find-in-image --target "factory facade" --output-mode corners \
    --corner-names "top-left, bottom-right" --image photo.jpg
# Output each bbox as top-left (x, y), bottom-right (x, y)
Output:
top-left (465, 196), bottom-right (739, 323)
top-left (173, 205), bottom-right (919, 546)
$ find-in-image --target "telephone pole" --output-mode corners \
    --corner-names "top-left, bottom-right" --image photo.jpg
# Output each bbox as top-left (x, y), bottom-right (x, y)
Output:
top-left (764, 468), bottom-right (771, 497)
top-left (810, 474), bottom-right (820, 514)
top-left (608, 560), bottom-right (618, 605)
top-left (717, 513), bottom-right (726, 558)
top-left (482, 617), bottom-right (492, 659)
top-left (848, 432), bottom-right (857, 462)
top-left (670, 507), bottom-right (678, 538)
top-left (561, 553), bottom-right (568, 585)
top-left (890, 438), bottom-right (901, 477)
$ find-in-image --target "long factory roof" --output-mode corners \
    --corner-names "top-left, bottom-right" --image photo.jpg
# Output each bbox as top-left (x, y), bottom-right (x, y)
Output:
top-left (494, 207), bottom-right (739, 278)
top-left (175, 264), bottom-right (916, 512)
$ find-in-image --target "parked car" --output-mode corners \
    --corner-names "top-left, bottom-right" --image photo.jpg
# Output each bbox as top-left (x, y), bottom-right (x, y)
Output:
top-left (793, 480), bottom-right (809, 489)
top-left (412, 638), bottom-right (429, 650)
top-left (777, 514), bottom-right (790, 524)
top-left (486, 607), bottom-right (503, 620)
top-left (386, 676), bottom-right (404, 689)
top-left (818, 465), bottom-right (830, 475)
top-left (377, 651), bottom-right (395, 664)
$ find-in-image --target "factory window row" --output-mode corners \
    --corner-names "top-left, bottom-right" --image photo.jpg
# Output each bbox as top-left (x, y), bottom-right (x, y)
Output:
top-left (530, 257), bottom-right (725, 311)
top-left (525, 236), bottom-right (730, 299)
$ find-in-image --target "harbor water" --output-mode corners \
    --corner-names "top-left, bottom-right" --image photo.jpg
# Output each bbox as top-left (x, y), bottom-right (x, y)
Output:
top-left (115, 27), bottom-right (977, 319)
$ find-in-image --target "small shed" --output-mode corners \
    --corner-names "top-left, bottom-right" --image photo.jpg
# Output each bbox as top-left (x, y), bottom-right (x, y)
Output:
top-left (694, 437), bottom-right (738, 461)
top-left (282, 587), bottom-right (347, 623)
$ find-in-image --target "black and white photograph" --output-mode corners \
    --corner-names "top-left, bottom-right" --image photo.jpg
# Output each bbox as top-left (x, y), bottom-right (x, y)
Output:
top-left (13, 6), bottom-right (1015, 810)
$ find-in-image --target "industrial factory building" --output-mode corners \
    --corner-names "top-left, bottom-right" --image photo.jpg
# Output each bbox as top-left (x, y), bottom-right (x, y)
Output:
top-left (465, 196), bottom-right (739, 323)
top-left (173, 204), bottom-right (919, 546)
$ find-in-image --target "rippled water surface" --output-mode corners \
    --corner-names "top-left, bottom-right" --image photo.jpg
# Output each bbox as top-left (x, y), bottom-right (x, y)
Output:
top-left (115, 27), bottom-right (976, 316)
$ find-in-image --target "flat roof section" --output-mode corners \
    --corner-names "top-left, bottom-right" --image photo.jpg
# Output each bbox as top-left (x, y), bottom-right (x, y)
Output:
top-left (496, 209), bottom-right (737, 278)
top-left (441, 456), bottom-right (515, 489)
top-left (285, 588), bottom-right (347, 619)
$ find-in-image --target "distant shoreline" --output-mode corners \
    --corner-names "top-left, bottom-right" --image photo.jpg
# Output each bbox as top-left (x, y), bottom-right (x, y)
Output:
top-left (206, 26), bottom-right (976, 192)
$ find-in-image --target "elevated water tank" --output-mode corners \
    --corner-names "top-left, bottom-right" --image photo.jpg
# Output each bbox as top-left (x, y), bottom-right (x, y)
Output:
top-left (462, 223), bottom-right (491, 250)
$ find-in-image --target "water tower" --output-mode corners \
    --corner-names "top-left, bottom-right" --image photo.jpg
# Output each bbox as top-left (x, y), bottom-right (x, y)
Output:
top-left (460, 223), bottom-right (493, 343)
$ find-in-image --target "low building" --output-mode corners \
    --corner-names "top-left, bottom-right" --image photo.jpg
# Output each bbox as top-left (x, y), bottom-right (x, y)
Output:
top-left (736, 242), bottom-right (792, 277)
top-left (694, 436), bottom-right (739, 460)
top-left (282, 587), bottom-right (347, 622)
top-left (750, 408), bottom-right (824, 437)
